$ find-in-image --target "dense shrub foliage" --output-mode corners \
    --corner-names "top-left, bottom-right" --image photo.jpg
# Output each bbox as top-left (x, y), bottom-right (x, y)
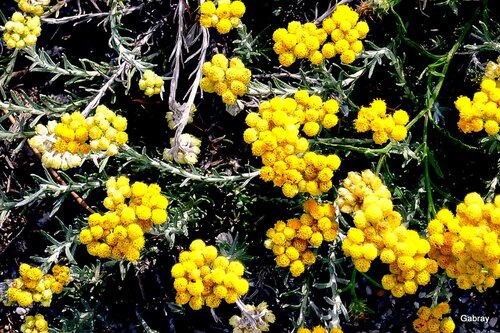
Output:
top-left (1, 0), bottom-right (500, 332)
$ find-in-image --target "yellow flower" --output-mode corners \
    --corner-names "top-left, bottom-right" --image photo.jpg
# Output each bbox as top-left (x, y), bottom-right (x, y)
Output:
top-left (347, 228), bottom-right (364, 243)
top-left (290, 260), bottom-right (305, 277)
top-left (79, 229), bottom-right (93, 244)
top-left (135, 205), bottom-right (151, 220)
top-left (17, 290), bottom-right (34, 307)
top-left (485, 119), bottom-right (499, 135)
top-left (355, 21), bottom-right (370, 38)
top-left (149, 208), bottom-right (166, 224)
top-left (440, 317), bottom-right (455, 333)
top-left (216, 18), bottom-right (232, 34)
top-left (309, 50), bottom-right (324, 65)
top-left (233, 278), bottom-right (249, 295)
top-left (312, 326), bottom-right (327, 333)
top-left (309, 232), bottom-right (323, 248)
top-left (278, 52), bottom-right (296, 67)
top-left (390, 125), bottom-right (407, 141)
top-left (188, 296), bottom-right (204, 310)
top-left (200, 1), bottom-right (216, 15)
top-left (123, 247), bottom-right (139, 262)
top-left (362, 243), bottom-right (378, 260)
top-left (353, 258), bottom-right (371, 272)
top-left (340, 50), bottom-right (356, 64)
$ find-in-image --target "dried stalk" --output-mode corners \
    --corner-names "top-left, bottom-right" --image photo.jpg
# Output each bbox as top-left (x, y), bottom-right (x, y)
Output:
top-left (168, 0), bottom-right (209, 156)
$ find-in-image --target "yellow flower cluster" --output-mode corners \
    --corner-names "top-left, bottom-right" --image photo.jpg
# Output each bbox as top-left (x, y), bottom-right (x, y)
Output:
top-left (337, 170), bottom-right (437, 297)
top-left (7, 264), bottom-right (70, 308)
top-left (428, 192), bottom-right (500, 292)
top-left (244, 90), bottom-right (341, 197)
top-left (264, 199), bottom-right (338, 277)
top-left (272, 4), bottom-right (369, 67)
top-left (298, 326), bottom-right (343, 333)
top-left (85, 105), bottom-right (129, 154)
top-left (28, 106), bottom-right (128, 170)
top-left (229, 301), bottom-right (276, 333)
top-left (139, 69), bottom-right (164, 97)
top-left (20, 314), bottom-right (49, 333)
top-left (454, 77), bottom-right (500, 135)
top-left (3, 12), bottom-right (41, 49)
top-left (171, 239), bottom-right (249, 310)
top-left (199, 0), bottom-right (245, 34)
top-left (15, 0), bottom-right (50, 16)
top-left (321, 4), bottom-right (369, 64)
top-left (200, 54), bottom-right (252, 105)
top-left (79, 176), bottom-right (169, 262)
top-left (413, 303), bottom-right (455, 333)
top-left (272, 21), bottom-right (328, 67)
top-left (354, 99), bottom-right (409, 144)
top-left (162, 133), bottom-right (202, 165)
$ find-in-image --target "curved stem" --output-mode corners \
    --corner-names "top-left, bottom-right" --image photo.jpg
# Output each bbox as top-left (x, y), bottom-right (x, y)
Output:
top-left (121, 145), bottom-right (260, 183)
top-left (359, 272), bottom-right (383, 289)
top-left (406, 7), bottom-right (482, 131)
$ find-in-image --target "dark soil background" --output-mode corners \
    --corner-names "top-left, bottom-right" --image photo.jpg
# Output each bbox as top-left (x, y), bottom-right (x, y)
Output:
top-left (1, 0), bottom-right (500, 332)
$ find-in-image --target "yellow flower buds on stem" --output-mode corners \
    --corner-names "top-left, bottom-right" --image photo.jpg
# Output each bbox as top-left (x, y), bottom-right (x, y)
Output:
top-left (298, 326), bottom-right (344, 333)
top-left (265, 199), bottom-right (338, 277)
top-left (244, 90), bottom-right (341, 197)
top-left (3, 12), bottom-right (41, 49)
top-left (79, 176), bottom-right (169, 262)
top-left (428, 192), bottom-right (500, 292)
top-left (171, 239), bottom-right (249, 310)
top-left (199, 0), bottom-right (246, 34)
top-left (354, 99), bottom-right (409, 144)
top-left (139, 69), bottom-right (164, 97)
top-left (28, 105), bottom-right (128, 170)
top-left (455, 69), bottom-right (500, 136)
top-left (7, 263), bottom-right (71, 308)
top-left (272, 5), bottom-right (369, 66)
top-left (413, 303), bottom-right (455, 333)
top-left (201, 54), bottom-right (252, 105)
top-left (337, 170), bottom-right (437, 297)
top-left (20, 314), bottom-right (49, 333)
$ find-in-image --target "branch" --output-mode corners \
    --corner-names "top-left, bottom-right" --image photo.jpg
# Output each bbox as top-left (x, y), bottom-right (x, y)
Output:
top-left (121, 145), bottom-right (260, 183)
top-left (41, 6), bottom-right (140, 25)
top-left (168, 0), bottom-right (210, 156)
top-left (2, 110), bottom-right (95, 214)
top-left (81, 62), bottom-right (126, 117)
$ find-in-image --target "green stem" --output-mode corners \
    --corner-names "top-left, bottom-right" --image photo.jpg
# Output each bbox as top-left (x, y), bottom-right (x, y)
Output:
top-left (375, 153), bottom-right (388, 176)
top-left (120, 146), bottom-right (260, 183)
top-left (317, 139), bottom-right (392, 156)
top-left (0, 49), bottom-right (18, 99)
top-left (359, 272), bottom-right (383, 289)
top-left (406, 7), bottom-right (481, 131)
top-left (296, 278), bottom-right (310, 328)
top-left (423, 114), bottom-right (436, 221)
top-left (391, 6), bottom-right (443, 60)
top-left (338, 268), bottom-right (357, 298)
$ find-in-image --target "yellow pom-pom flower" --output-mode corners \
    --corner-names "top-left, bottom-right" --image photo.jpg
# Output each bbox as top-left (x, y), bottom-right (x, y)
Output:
top-left (172, 239), bottom-right (249, 310)
top-left (354, 99), bottom-right (410, 144)
top-left (139, 69), bottom-right (164, 97)
top-left (3, 12), bottom-right (41, 49)
top-left (199, 0), bottom-right (245, 34)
